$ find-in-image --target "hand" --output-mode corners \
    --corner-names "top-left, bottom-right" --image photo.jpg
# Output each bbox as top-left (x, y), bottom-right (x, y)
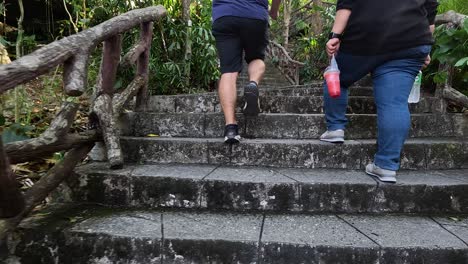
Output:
top-left (326, 38), bottom-right (341, 57)
top-left (422, 54), bottom-right (431, 69)
top-left (269, 10), bottom-right (278, 20)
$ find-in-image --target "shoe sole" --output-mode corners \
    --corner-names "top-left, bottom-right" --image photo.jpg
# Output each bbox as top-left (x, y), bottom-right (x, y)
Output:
top-left (243, 92), bottom-right (260, 116)
top-left (365, 169), bottom-right (396, 183)
top-left (224, 136), bottom-right (241, 144)
top-left (319, 138), bottom-right (344, 144)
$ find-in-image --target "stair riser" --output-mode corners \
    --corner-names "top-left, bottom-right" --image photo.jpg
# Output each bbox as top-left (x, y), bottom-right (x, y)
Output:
top-left (125, 113), bottom-right (464, 139)
top-left (121, 139), bottom-right (468, 170)
top-left (12, 231), bottom-right (468, 264)
top-left (147, 95), bottom-right (444, 114)
top-left (71, 172), bottom-right (468, 214)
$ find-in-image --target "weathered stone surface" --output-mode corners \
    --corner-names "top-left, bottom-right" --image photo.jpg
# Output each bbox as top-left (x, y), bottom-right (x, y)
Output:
top-left (175, 94), bottom-right (218, 113)
top-left (12, 208), bottom-right (163, 264)
top-left (146, 93), bottom-right (440, 114)
top-left (162, 210), bottom-right (262, 263)
top-left (147, 95), bottom-right (176, 112)
top-left (71, 164), bottom-right (134, 205)
top-left (452, 113), bottom-right (468, 137)
top-left (230, 139), bottom-right (312, 168)
top-left (130, 164), bottom-right (215, 208)
top-left (9, 206), bottom-right (468, 264)
top-left (71, 164), bottom-right (468, 213)
top-left (342, 215), bottom-right (468, 264)
top-left (280, 169), bottom-right (378, 213)
top-left (121, 137), bottom-right (466, 169)
top-left (204, 113), bottom-right (246, 138)
top-left (261, 214), bottom-right (380, 263)
top-left (425, 139), bottom-right (468, 169)
top-left (121, 137), bottom-right (210, 164)
top-left (372, 170), bottom-right (468, 213)
top-left (433, 216), bottom-right (468, 244)
top-left (360, 139), bottom-right (427, 170)
top-left (203, 166), bottom-right (299, 211)
top-left (245, 114), bottom-right (300, 139)
top-left (132, 112), bottom-right (205, 137)
top-left (125, 112), bottom-right (458, 139)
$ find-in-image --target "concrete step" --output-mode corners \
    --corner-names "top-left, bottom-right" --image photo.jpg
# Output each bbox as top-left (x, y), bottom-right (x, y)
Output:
top-left (120, 137), bottom-right (468, 170)
top-left (10, 205), bottom-right (468, 263)
top-left (237, 76), bottom-right (291, 87)
top-left (70, 163), bottom-right (468, 214)
top-left (123, 113), bottom-right (467, 139)
top-left (147, 94), bottom-right (445, 114)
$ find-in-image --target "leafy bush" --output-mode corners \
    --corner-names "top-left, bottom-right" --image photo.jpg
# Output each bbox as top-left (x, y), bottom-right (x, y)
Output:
top-left (427, 19), bottom-right (468, 95)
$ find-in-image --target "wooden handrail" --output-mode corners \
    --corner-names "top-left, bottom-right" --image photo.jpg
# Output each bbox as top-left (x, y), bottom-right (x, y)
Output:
top-left (0, 6), bottom-right (166, 233)
top-left (0, 6), bottom-right (166, 96)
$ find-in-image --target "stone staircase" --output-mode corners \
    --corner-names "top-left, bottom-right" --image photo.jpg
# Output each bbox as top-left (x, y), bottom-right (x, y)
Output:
top-left (6, 66), bottom-right (468, 263)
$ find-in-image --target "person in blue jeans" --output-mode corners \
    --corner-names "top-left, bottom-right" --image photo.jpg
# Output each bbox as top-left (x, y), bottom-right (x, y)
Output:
top-left (320, 0), bottom-right (439, 183)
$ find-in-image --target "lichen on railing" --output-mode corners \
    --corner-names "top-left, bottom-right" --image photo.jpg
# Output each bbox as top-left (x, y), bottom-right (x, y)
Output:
top-left (0, 6), bottom-right (167, 238)
top-left (266, 41), bottom-right (305, 85)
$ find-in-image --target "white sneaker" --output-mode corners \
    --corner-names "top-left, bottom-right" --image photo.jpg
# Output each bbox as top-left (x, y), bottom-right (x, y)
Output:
top-left (319, 129), bottom-right (345, 143)
top-left (365, 163), bottom-right (397, 183)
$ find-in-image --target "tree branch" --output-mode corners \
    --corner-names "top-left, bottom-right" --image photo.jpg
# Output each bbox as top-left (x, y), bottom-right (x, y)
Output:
top-left (435, 11), bottom-right (467, 27)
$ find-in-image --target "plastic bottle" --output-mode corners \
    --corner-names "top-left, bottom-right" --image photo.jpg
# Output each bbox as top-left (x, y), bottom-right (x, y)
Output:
top-left (324, 55), bottom-right (341, 98)
top-left (408, 71), bottom-right (422, 103)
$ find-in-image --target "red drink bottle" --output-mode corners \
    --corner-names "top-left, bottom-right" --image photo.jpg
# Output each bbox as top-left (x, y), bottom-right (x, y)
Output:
top-left (324, 55), bottom-right (341, 98)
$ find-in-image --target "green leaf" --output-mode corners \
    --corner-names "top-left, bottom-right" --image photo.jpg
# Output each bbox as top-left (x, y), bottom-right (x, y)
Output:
top-left (454, 57), bottom-right (468, 67)
top-left (0, 115), bottom-right (5, 126)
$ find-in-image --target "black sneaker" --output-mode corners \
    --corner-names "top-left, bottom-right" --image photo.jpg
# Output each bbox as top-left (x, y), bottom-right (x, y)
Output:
top-left (243, 81), bottom-right (260, 116)
top-left (224, 124), bottom-right (241, 144)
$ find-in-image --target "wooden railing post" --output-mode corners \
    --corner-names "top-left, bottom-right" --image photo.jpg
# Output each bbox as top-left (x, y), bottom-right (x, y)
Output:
top-left (99, 35), bottom-right (122, 95)
top-left (135, 22), bottom-right (154, 111)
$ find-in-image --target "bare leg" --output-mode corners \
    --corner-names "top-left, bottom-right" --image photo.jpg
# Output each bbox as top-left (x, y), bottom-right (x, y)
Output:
top-left (218, 72), bottom-right (239, 125)
top-left (248, 59), bottom-right (265, 84)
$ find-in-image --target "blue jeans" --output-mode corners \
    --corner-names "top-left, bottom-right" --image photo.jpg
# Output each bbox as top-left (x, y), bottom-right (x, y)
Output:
top-left (323, 45), bottom-right (431, 171)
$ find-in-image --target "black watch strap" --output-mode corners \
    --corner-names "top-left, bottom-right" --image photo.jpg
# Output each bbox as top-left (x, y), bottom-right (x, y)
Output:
top-left (328, 32), bottom-right (343, 40)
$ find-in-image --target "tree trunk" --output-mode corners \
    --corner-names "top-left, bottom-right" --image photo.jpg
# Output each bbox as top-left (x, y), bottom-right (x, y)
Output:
top-left (283, 0), bottom-right (292, 49)
top-left (14, 0), bottom-right (24, 123)
top-left (182, 0), bottom-right (192, 87)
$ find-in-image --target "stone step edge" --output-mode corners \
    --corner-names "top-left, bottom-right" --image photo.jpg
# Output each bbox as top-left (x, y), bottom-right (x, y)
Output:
top-left (119, 137), bottom-right (468, 170)
top-left (73, 163), bottom-right (468, 213)
top-left (12, 205), bottom-right (468, 263)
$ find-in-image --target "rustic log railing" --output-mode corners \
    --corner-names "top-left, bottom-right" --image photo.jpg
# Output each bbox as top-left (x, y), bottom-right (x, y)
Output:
top-left (434, 11), bottom-right (468, 112)
top-left (266, 41), bottom-right (305, 85)
top-left (0, 6), bottom-right (167, 238)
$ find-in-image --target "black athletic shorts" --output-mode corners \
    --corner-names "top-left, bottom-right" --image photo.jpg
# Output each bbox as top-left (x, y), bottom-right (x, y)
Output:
top-left (212, 16), bottom-right (269, 74)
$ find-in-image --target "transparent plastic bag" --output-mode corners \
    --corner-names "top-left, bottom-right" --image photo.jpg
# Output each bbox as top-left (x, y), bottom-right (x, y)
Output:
top-left (408, 71), bottom-right (422, 103)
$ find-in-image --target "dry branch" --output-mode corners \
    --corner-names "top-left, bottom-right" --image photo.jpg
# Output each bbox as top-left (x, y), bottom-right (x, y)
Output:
top-left (270, 41), bottom-right (305, 66)
top-left (0, 6), bottom-right (167, 95)
top-left (0, 144), bottom-right (94, 240)
top-left (113, 75), bottom-right (145, 114)
top-left (121, 41), bottom-right (148, 68)
top-left (3, 102), bottom-right (99, 164)
top-left (435, 11), bottom-right (467, 27)
top-left (0, 138), bottom-right (25, 219)
top-left (5, 131), bottom-right (99, 164)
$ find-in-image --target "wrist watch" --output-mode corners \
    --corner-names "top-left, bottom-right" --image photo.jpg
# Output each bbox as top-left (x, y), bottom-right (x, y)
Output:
top-left (328, 32), bottom-right (343, 40)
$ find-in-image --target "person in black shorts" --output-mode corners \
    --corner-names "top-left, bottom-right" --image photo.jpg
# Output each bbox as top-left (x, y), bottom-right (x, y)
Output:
top-left (212, 0), bottom-right (281, 144)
